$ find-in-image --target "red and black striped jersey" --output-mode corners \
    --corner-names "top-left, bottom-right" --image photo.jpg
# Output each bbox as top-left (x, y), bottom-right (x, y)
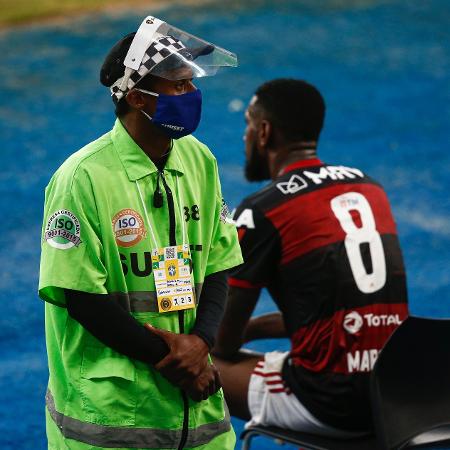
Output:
top-left (229, 158), bottom-right (408, 430)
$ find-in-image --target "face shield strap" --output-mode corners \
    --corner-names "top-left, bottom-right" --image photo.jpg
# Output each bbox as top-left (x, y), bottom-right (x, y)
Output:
top-left (118, 67), bottom-right (134, 93)
top-left (111, 35), bottom-right (188, 101)
top-left (111, 16), bottom-right (164, 101)
top-left (136, 88), bottom-right (159, 98)
top-left (111, 32), bottom-right (187, 101)
top-left (141, 110), bottom-right (154, 121)
top-left (135, 91), bottom-right (158, 121)
top-left (124, 17), bottom-right (164, 70)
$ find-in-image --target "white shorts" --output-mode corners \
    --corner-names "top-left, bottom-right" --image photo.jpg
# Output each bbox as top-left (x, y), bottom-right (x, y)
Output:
top-left (246, 351), bottom-right (364, 438)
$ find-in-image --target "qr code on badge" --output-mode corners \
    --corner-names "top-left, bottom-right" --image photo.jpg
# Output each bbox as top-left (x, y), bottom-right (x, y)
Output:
top-left (165, 246), bottom-right (176, 260)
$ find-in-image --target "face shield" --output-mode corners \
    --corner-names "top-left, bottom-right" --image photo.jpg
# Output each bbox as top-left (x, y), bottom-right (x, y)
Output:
top-left (110, 16), bottom-right (237, 101)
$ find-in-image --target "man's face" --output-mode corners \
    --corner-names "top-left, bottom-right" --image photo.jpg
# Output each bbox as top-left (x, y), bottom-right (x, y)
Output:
top-left (138, 73), bottom-right (196, 115)
top-left (244, 97), bottom-right (270, 181)
top-left (152, 77), bottom-right (196, 95)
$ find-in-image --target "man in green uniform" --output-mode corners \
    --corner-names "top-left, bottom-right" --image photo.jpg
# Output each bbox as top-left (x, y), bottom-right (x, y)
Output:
top-left (39, 15), bottom-right (242, 450)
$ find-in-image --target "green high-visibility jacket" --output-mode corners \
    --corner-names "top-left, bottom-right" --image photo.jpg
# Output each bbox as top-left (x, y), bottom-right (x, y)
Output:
top-left (39, 120), bottom-right (243, 449)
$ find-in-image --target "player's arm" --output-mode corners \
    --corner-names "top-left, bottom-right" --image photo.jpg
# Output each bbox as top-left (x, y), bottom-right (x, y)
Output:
top-left (213, 201), bottom-right (281, 358)
top-left (212, 285), bottom-right (260, 358)
top-left (191, 270), bottom-right (229, 349)
top-left (244, 311), bottom-right (288, 342)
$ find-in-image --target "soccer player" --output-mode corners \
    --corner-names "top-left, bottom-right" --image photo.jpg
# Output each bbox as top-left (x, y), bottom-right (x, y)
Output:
top-left (213, 79), bottom-right (408, 435)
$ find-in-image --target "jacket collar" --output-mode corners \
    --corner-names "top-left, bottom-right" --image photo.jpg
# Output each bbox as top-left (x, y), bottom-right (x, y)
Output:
top-left (111, 119), bottom-right (184, 181)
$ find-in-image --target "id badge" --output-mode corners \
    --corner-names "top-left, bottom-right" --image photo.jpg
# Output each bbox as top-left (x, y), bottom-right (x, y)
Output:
top-left (152, 244), bottom-right (195, 313)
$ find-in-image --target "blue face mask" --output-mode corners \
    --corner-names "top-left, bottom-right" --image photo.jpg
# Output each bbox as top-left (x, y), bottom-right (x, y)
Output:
top-left (138, 89), bottom-right (202, 139)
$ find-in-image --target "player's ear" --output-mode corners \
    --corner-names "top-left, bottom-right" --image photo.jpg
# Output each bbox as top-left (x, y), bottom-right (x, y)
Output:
top-left (258, 119), bottom-right (272, 149)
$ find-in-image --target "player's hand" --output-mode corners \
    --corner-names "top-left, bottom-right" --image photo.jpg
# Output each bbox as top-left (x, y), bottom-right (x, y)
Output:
top-left (145, 324), bottom-right (209, 384)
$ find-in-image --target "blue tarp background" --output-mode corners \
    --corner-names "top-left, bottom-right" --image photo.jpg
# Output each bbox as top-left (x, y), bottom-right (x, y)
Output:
top-left (0, 0), bottom-right (449, 448)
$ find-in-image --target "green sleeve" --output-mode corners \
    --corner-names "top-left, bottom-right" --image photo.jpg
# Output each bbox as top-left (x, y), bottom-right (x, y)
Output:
top-left (38, 166), bottom-right (107, 307)
top-left (205, 160), bottom-right (243, 276)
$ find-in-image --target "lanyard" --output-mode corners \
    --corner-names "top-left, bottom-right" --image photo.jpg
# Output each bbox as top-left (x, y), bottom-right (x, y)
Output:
top-left (136, 165), bottom-right (195, 314)
top-left (135, 168), bottom-right (188, 249)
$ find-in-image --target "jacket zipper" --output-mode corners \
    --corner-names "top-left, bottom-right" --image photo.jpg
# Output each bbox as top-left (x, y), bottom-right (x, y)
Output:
top-left (178, 314), bottom-right (189, 450)
top-left (160, 171), bottom-right (189, 450)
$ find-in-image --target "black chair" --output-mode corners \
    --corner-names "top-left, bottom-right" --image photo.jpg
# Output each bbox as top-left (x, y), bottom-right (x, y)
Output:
top-left (241, 316), bottom-right (450, 450)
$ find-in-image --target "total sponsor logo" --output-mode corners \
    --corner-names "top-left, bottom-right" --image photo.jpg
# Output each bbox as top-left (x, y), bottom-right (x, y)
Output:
top-left (344, 310), bottom-right (403, 373)
top-left (343, 311), bottom-right (402, 334)
top-left (342, 311), bottom-right (364, 334)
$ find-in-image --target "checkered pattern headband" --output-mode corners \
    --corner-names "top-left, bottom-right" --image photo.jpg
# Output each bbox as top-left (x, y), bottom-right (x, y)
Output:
top-left (111, 36), bottom-right (187, 101)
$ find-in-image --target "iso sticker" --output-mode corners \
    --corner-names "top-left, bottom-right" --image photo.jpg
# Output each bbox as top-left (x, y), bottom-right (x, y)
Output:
top-left (44, 209), bottom-right (82, 250)
top-left (112, 208), bottom-right (146, 248)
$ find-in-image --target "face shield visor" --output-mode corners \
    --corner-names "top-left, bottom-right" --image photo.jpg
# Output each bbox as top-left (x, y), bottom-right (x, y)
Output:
top-left (110, 16), bottom-right (237, 101)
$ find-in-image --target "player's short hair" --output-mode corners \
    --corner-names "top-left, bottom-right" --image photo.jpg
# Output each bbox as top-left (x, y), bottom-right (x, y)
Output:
top-left (254, 79), bottom-right (326, 143)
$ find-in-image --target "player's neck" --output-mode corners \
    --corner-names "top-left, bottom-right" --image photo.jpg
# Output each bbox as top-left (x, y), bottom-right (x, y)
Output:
top-left (271, 146), bottom-right (318, 179)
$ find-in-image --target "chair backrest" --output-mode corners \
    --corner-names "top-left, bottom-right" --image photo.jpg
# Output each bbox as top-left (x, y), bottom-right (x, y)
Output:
top-left (371, 316), bottom-right (450, 450)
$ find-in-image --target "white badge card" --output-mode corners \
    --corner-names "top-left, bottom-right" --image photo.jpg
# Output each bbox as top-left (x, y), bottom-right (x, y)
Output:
top-left (152, 244), bottom-right (195, 313)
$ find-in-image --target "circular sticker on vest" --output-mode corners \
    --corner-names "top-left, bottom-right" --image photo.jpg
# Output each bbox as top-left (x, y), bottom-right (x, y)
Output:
top-left (44, 209), bottom-right (82, 250)
top-left (160, 297), bottom-right (172, 311)
top-left (112, 208), bottom-right (146, 247)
